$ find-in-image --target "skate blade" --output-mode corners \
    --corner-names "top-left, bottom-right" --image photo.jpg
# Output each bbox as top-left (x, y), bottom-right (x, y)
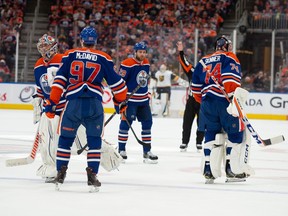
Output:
top-left (55, 183), bottom-right (62, 191)
top-left (205, 179), bottom-right (215, 184)
top-left (143, 159), bottom-right (158, 164)
top-left (89, 185), bottom-right (100, 193)
top-left (225, 178), bottom-right (246, 183)
top-left (180, 148), bottom-right (187, 152)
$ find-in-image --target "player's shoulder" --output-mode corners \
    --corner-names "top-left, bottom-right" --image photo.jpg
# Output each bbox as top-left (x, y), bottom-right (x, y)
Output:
top-left (91, 49), bottom-right (113, 61)
top-left (121, 58), bottom-right (136, 67)
top-left (50, 53), bottom-right (64, 63)
top-left (34, 58), bottom-right (44, 68)
top-left (225, 52), bottom-right (240, 64)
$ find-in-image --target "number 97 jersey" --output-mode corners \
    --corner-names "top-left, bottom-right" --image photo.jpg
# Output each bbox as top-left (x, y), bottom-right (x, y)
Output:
top-left (52, 47), bottom-right (126, 103)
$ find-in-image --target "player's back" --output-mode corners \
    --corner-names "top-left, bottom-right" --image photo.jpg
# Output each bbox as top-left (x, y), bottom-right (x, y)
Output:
top-left (54, 47), bottom-right (124, 101)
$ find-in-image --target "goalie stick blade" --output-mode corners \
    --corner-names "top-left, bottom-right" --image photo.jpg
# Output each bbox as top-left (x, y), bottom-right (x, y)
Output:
top-left (5, 156), bottom-right (34, 167)
top-left (263, 135), bottom-right (285, 146)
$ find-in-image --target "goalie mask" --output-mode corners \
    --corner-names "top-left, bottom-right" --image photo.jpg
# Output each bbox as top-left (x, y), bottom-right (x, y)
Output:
top-left (37, 34), bottom-right (58, 62)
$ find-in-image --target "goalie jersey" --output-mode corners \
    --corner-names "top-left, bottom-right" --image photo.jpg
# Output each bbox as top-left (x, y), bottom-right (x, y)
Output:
top-left (118, 57), bottom-right (150, 105)
top-left (192, 51), bottom-right (242, 103)
top-left (34, 53), bottom-right (66, 114)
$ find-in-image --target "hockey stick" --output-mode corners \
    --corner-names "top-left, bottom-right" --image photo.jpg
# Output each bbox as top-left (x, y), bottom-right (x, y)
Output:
top-left (121, 112), bottom-right (150, 146)
top-left (199, 60), bottom-right (285, 146)
top-left (77, 75), bottom-right (150, 155)
top-left (6, 127), bottom-right (40, 167)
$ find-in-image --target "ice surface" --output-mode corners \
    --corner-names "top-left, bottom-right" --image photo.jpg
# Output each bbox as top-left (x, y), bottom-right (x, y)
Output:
top-left (0, 110), bottom-right (287, 216)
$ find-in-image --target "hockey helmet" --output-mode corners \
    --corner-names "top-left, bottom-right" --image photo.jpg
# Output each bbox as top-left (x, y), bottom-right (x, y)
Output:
top-left (80, 26), bottom-right (98, 45)
top-left (37, 34), bottom-right (58, 61)
top-left (214, 35), bottom-right (232, 52)
top-left (134, 41), bottom-right (147, 51)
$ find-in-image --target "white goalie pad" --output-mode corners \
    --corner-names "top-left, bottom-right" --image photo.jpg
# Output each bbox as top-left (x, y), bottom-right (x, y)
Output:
top-left (100, 139), bottom-right (123, 172)
top-left (31, 97), bottom-right (43, 124)
top-left (226, 87), bottom-right (249, 117)
top-left (226, 128), bottom-right (255, 176)
top-left (37, 114), bottom-right (59, 178)
top-left (161, 93), bottom-right (170, 116)
top-left (202, 133), bottom-right (225, 178)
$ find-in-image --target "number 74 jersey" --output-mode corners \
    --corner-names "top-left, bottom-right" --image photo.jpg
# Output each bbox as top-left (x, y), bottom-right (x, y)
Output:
top-left (191, 51), bottom-right (242, 103)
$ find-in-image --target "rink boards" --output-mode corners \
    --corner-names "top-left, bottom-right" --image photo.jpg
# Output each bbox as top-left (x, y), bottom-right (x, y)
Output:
top-left (0, 83), bottom-right (287, 120)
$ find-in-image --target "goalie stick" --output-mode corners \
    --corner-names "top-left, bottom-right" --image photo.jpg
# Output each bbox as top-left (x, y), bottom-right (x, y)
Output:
top-left (199, 60), bottom-right (285, 146)
top-left (77, 74), bottom-right (151, 155)
top-left (6, 127), bottom-right (40, 167)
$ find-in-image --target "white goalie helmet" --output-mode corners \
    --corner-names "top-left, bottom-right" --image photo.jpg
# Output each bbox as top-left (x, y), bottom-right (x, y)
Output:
top-left (37, 34), bottom-right (58, 62)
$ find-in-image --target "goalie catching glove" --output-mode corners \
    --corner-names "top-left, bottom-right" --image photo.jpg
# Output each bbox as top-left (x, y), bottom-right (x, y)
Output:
top-left (226, 87), bottom-right (249, 117)
top-left (44, 99), bottom-right (56, 118)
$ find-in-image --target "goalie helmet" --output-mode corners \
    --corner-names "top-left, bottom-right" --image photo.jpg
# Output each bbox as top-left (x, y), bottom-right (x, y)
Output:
top-left (37, 34), bottom-right (58, 62)
top-left (80, 26), bottom-right (98, 45)
top-left (134, 41), bottom-right (147, 51)
top-left (214, 35), bottom-right (232, 52)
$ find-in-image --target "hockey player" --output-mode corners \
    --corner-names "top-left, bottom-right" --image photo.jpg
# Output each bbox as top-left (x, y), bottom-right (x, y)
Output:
top-left (192, 36), bottom-right (254, 183)
top-left (44, 26), bottom-right (127, 192)
top-left (152, 64), bottom-right (188, 117)
top-left (177, 41), bottom-right (204, 152)
top-left (117, 41), bottom-right (158, 164)
top-left (32, 34), bottom-right (65, 183)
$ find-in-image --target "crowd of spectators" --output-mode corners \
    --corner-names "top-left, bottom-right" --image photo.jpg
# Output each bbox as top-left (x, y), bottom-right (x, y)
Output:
top-left (249, 0), bottom-right (288, 29)
top-left (0, 0), bottom-right (26, 82)
top-left (47, 0), bottom-right (236, 72)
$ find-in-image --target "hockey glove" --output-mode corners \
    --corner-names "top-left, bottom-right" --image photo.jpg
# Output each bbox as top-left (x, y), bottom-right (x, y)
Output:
top-left (31, 96), bottom-right (43, 124)
top-left (43, 99), bottom-right (56, 118)
top-left (226, 87), bottom-right (249, 117)
top-left (113, 98), bottom-right (127, 114)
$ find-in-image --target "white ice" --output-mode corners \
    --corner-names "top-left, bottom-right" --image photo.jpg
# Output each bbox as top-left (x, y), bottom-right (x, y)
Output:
top-left (0, 109), bottom-right (288, 216)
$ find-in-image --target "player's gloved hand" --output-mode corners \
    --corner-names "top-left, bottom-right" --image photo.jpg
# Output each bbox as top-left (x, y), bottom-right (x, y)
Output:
top-left (43, 99), bottom-right (56, 118)
top-left (113, 98), bottom-right (127, 114)
top-left (226, 102), bottom-right (239, 117)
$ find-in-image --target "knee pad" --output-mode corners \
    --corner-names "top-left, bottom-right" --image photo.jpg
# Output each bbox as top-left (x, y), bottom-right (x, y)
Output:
top-left (202, 133), bottom-right (225, 178)
top-left (226, 128), bottom-right (255, 176)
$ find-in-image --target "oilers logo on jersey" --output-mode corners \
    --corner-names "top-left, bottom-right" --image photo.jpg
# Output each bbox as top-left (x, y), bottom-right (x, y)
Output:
top-left (137, 70), bottom-right (148, 87)
top-left (39, 74), bottom-right (51, 94)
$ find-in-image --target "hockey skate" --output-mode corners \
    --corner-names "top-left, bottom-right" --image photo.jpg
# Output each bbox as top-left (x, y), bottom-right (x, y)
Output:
top-left (54, 165), bottom-right (67, 191)
top-left (225, 160), bottom-right (248, 183)
top-left (86, 167), bottom-right (101, 193)
top-left (119, 151), bottom-right (127, 162)
top-left (180, 143), bottom-right (188, 152)
top-left (196, 143), bottom-right (202, 152)
top-left (45, 177), bottom-right (56, 183)
top-left (143, 151), bottom-right (158, 164)
top-left (203, 164), bottom-right (215, 184)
